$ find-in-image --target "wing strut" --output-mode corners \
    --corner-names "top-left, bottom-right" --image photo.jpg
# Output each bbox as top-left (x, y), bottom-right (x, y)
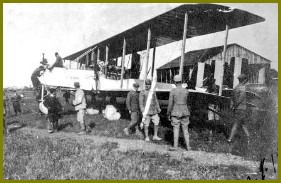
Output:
top-left (105, 45), bottom-right (109, 78)
top-left (120, 38), bottom-right (126, 88)
top-left (143, 27), bottom-right (152, 82)
top-left (179, 12), bottom-right (188, 79)
top-left (218, 24), bottom-right (229, 96)
top-left (151, 44), bottom-right (156, 78)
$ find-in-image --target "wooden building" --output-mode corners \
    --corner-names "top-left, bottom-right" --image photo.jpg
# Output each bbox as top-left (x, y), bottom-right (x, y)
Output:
top-left (157, 43), bottom-right (271, 89)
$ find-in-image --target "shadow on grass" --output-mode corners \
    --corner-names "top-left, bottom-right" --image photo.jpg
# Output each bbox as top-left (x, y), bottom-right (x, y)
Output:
top-left (58, 122), bottom-right (74, 131)
top-left (63, 110), bottom-right (77, 115)
top-left (7, 123), bottom-right (27, 133)
top-left (21, 109), bottom-right (33, 115)
top-left (88, 122), bottom-right (96, 129)
top-left (6, 120), bottom-right (22, 125)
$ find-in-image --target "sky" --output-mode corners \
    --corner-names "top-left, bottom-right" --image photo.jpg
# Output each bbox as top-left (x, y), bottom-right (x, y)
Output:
top-left (3, 3), bottom-right (278, 88)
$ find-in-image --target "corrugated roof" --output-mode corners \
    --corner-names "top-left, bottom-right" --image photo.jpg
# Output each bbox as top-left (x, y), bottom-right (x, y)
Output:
top-left (64, 4), bottom-right (265, 61)
top-left (157, 44), bottom-right (226, 70)
top-left (157, 43), bottom-right (271, 70)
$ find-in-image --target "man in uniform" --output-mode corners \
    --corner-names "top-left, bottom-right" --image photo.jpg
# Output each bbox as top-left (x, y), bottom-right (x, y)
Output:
top-left (31, 59), bottom-right (48, 98)
top-left (43, 88), bottom-right (63, 133)
top-left (72, 82), bottom-right (87, 135)
top-left (139, 79), bottom-right (162, 142)
top-left (11, 90), bottom-right (22, 116)
top-left (227, 74), bottom-right (250, 145)
top-left (206, 78), bottom-right (219, 141)
top-left (63, 91), bottom-right (71, 104)
top-left (167, 75), bottom-right (191, 151)
top-left (3, 91), bottom-right (10, 117)
top-left (49, 52), bottom-right (63, 70)
top-left (124, 82), bottom-right (142, 136)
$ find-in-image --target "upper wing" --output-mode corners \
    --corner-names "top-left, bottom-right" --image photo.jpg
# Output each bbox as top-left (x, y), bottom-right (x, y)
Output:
top-left (64, 4), bottom-right (265, 61)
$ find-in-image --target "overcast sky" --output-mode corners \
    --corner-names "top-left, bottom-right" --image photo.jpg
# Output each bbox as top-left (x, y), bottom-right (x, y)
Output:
top-left (3, 3), bottom-right (278, 88)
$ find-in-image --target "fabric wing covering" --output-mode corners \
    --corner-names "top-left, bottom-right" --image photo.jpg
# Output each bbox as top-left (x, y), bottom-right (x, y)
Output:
top-left (64, 4), bottom-right (265, 61)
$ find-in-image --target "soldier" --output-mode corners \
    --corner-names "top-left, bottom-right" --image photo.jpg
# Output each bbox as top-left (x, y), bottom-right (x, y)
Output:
top-left (206, 78), bottom-right (219, 141)
top-left (43, 88), bottom-right (63, 133)
top-left (167, 75), bottom-right (191, 151)
top-left (123, 82), bottom-right (142, 136)
top-left (31, 59), bottom-right (48, 98)
top-left (72, 82), bottom-right (87, 135)
top-left (63, 91), bottom-right (71, 104)
top-left (49, 52), bottom-right (63, 70)
top-left (11, 90), bottom-right (22, 116)
top-left (3, 91), bottom-right (10, 117)
top-left (139, 79), bottom-right (162, 142)
top-left (227, 74), bottom-right (250, 145)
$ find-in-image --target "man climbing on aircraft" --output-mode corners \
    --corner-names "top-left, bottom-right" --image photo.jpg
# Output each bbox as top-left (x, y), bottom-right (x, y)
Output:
top-left (49, 52), bottom-right (63, 70)
top-left (31, 59), bottom-right (48, 100)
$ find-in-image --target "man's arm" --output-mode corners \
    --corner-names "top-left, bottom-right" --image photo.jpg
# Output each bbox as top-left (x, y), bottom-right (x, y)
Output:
top-left (126, 92), bottom-right (132, 112)
top-left (49, 57), bottom-right (61, 70)
top-left (139, 91), bottom-right (145, 113)
top-left (72, 90), bottom-right (83, 106)
top-left (167, 91), bottom-right (174, 116)
top-left (155, 93), bottom-right (161, 112)
top-left (49, 62), bottom-right (57, 70)
top-left (56, 98), bottom-right (63, 112)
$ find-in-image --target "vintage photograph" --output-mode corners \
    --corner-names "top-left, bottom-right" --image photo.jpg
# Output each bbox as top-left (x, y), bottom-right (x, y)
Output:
top-left (3, 3), bottom-right (278, 180)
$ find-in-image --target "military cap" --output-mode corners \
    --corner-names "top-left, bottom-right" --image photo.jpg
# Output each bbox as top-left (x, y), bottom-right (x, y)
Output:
top-left (173, 75), bottom-right (182, 82)
top-left (74, 82), bottom-right (80, 87)
top-left (133, 83), bottom-right (140, 88)
top-left (237, 74), bottom-right (247, 81)
top-left (145, 79), bottom-right (151, 85)
top-left (49, 88), bottom-right (56, 93)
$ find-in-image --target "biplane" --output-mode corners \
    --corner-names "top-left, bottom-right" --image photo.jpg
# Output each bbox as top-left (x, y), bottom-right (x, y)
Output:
top-left (39, 3), bottom-right (265, 115)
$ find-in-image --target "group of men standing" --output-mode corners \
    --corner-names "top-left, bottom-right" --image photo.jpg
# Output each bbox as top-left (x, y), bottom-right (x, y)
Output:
top-left (125, 73), bottom-right (251, 151)
top-left (38, 81), bottom-right (87, 134)
top-left (124, 75), bottom-right (192, 151)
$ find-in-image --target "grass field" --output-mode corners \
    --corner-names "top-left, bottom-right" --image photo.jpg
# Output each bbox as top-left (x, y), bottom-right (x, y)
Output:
top-left (3, 90), bottom-right (278, 180)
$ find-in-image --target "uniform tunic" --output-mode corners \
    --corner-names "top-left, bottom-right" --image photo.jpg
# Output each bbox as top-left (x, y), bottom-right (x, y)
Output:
top-left (232, 83), bottom-right (247, 124)
top-left (31, 66), bottom-right (45, 92)
top-left (167, 86), bottom-right (190, 117)
top-left (11, 94), bottom-right (22, 115)
top-left (139, 89), bottom-right (161, 126)
top-left (126, 90), bottom-right (140, 112)
top-left (73, 88), bottom-right (86, 123)
top-left (43, 95), bottom-right (63, 122)
top-left (233, 83), bottom-right (247, 111)
top-left (167, 85), bottom-right (190, 127)
top-left (49, 55), bottom-right (63, 70)
top-left (126, 90), bottom-right (141, 126)
top-left (139, 90), bottom-right (160, 115)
